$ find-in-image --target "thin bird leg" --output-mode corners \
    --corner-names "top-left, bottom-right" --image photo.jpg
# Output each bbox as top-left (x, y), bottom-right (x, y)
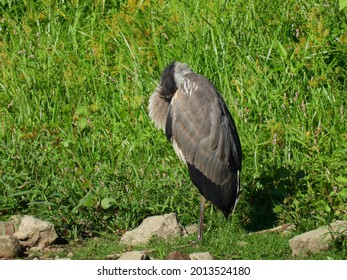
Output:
top-left (198, 195), bottom-right (205, 242)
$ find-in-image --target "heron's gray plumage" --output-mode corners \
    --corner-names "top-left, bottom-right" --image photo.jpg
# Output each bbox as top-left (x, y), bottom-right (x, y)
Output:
top-left (148, 85), bottom-right (169, 131)
top-left (149, 62), bottom-right (242, 222)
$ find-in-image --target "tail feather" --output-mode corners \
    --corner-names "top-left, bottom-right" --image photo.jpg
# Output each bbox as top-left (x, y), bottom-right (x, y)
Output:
top-left (187, 162), bottom-right (240, 219)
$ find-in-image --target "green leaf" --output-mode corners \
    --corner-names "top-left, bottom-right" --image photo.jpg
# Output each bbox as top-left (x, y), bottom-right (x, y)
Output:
top-left (77, 118), bottom-right (88, 130)
top-left (338, 188), bottom-right (347, 199)
top-left (75, 105), bottom-right (88, 116)
top-left (340, 0), bottom-right (347, 10)
top-left (324, 204), bottom-right (331, 213)
top-left (83, 193), bottom-right (94, 207)
top-left (62, 140), bottom-right (72, 147)
top-left (72, 191), bottom-right (93, 213)
top-left (101, 198), bottom-right (115, 210)
top-left (276, 40), bottom-right (287, 59)
top-left (336, 176), bottom-right (347, 186)
top-left (117, 107), bottom-right (128, 119)
top-left (273, 204), bottom-right (283, 213)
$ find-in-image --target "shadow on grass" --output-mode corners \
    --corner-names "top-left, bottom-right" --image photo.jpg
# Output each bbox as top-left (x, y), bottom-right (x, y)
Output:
top-left (241, 166), bottom-right (305, 232)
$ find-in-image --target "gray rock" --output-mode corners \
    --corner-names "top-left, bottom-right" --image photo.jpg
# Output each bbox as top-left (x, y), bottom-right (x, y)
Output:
top-left (189, 252), bottom-right (214, 260)
top-left (289, 220), bottom-right (347, 257)
top-left (0, 222), bottom-right (15, 236)
top-left (184, 224), bottom-right (199, 236)
top-left (118, 251), bottom-right (150, 260)
top-left (120, 213), bottom-right (186, 246)
top-left (0, 236), bottom-right (21, 259)
top-left (13, 216), bottom-right (58, 249)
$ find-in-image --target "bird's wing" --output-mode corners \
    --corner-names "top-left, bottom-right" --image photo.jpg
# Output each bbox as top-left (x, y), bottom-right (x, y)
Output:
top-left (167, 73), bottom-right (241, 215)
top-left (170, 73), bottom-right (241, 182)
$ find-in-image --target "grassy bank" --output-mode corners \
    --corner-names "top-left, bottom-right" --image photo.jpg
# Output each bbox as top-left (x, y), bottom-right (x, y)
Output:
top-left (0, 0), bottom-right (346, 258)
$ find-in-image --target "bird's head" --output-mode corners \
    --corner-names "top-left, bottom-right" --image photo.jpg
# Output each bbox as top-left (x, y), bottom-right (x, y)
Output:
top-left (159, 62), bottom-right (192, 101)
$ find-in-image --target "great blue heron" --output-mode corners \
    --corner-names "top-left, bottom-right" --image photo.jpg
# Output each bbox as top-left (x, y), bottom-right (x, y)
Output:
top-left (148, 62), bottom-right (242, 241)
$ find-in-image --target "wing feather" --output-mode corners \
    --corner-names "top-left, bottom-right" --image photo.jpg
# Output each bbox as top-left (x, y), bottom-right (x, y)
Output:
top-left (170, 73), bottom-right (242, 216)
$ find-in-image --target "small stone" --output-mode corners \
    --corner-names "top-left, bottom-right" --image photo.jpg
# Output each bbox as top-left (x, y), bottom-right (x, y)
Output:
top-left (67, 252), bottom-right (74, 257)
top-left (189, 252), bottom-right (214, 260)
top-left (0, 236), bottom-right (21, 259)
top-left (184, 224), bottom-right (199, 236)
top-left (118, 251), bottom-right (150, 260)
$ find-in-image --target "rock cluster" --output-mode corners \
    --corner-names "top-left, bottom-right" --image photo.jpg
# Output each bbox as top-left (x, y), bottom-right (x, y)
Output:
top-left (2, 212), bottom-right (345, 260)
top-left (0, 216), bottom-right (58, 259)
top-left (118, 214), bottom-right (347, 259)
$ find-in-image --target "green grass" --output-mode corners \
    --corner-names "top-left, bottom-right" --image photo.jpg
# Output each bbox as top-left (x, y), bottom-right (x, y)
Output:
top-left (1, 0), bottom-right (346, 259)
